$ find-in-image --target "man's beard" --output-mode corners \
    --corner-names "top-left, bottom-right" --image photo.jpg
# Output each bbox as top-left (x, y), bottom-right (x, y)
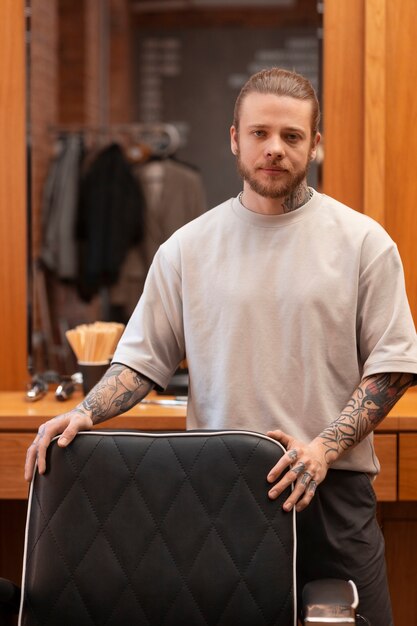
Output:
top-left (236, 151), bottom-right (309, 199)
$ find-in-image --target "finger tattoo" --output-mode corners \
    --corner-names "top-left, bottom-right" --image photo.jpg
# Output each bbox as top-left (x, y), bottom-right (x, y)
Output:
top-left (292, 462), bottom-right (306, 475)
top-left (308, 480), bottom-right (318, 494)
top-left (301, 472), bottom-right (312, 486)
top-left (288, 449), bottom-right (298, 462)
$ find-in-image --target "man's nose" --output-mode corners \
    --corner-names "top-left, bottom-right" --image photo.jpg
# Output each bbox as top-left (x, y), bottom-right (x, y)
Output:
top-left (265, 136), bottom-right (285, 159)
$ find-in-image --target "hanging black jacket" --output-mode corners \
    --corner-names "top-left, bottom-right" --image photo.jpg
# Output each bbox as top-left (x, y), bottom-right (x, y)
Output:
top-left (76, 143), bottom-right (146, 301)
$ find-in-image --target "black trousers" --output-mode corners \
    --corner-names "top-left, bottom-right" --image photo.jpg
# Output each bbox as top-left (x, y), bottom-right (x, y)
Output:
top-left (296, 469), bottom-right (393, 626)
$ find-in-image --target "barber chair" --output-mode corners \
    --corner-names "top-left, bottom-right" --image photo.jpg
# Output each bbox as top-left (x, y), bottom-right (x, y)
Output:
top-left (0, 431), bottom-right (361, 625)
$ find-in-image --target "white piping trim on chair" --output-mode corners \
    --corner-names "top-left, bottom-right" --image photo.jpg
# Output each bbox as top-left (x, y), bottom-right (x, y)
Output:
top-left (18, 466), bottom-right (36, 625)
top-left (291, 494), bottom-right (297, 626)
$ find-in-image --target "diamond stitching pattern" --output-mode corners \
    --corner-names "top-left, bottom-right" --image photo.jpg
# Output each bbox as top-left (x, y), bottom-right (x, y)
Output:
top-left (21, 431), bottom-right (295, 626)
top-left (165, 436), bottom-right (275, 624)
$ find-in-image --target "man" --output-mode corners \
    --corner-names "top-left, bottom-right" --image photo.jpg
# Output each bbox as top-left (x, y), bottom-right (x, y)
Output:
top-left (26, 68), bottom-right (417, 624)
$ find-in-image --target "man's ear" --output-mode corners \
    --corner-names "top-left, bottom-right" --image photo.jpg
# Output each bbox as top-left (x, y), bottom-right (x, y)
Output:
top-left (309, 132), bottom-right (321, 161)
top-left (230, 125), bottom-right (238, 156)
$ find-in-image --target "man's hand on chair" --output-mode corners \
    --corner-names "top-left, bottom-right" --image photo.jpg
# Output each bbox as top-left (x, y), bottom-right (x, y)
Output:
top-left (25, 408), bottom-right (93, 482)
top-left (266, 430), bottom-right (329, 512)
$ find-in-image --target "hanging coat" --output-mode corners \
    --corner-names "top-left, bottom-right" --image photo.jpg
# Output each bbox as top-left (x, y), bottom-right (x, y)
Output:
top-left (76, 143), bottom-right (146, 301)
top-left (41, 134), bottom-right (83, 280)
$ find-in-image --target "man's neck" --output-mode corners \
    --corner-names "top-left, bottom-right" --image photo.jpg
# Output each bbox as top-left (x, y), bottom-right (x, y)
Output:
top-left (241, 180), bottom-right (312, 215)
top-left (282, 181), bottom-right (312, 213)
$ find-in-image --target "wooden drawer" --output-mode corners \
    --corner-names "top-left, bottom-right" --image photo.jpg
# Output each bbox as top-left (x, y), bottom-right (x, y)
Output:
top-left (399, 434), bottom-right (417, 500)
top-left (0, 432), bottom-right (401, 501)
top-left (0, 433), bottom-right (33, 499)
top-left (373, 433), bottom-right (397, 501)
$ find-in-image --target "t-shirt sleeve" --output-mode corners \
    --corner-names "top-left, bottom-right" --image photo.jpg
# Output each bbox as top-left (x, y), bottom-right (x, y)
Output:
top-left (358, 240), bottom-right (417, 381)
top-left (111, 244), bottom-right (185, 389)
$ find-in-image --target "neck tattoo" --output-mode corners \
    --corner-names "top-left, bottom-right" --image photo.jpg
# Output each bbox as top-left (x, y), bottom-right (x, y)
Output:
top-left (282, 183), bottom-right (313, 213)
top-left (239, 186), bottom-right (313, 212)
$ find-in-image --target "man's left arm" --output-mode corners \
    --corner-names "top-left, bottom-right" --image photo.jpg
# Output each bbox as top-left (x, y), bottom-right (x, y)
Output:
top-left (267, 372), bottom-right (415, 512)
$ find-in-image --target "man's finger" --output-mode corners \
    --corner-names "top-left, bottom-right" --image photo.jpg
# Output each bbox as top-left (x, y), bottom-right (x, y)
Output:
top-left (268, 468), bottom-right (296, 500)
top-left (295, 480), bottom-right (318, 512)
top-left (58, 424), bottom-right (80, 447)
top-left (300, 471), bottom-right (312, 486)
top-left (24, 443), bottom-right (38, 482)
top-left (290, 462), bottom-right (306, 476)
top-left (287, 448), bottom-right (298, 463)
top-left (267, 429), bottom-right (292, 447)
top-left (25, 417), bottom-right (67, 480)
top-left (267, 448), bottom-right (300, 483)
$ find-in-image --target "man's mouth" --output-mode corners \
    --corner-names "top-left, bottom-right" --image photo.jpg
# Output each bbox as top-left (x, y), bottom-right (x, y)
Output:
top-left (259, 166), bottom-right (287, 173)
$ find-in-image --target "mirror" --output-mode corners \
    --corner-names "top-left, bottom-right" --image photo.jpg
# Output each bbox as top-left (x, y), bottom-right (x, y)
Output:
top-left (27, 0), bottom-right (322, 378)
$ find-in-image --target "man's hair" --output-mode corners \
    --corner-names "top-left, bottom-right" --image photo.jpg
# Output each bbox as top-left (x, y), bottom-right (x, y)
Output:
top-left (233, 67), bottom-right (320, 137)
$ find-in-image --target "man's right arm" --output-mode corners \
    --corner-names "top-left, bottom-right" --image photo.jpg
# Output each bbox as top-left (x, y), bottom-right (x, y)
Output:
top-left (25, 363), bottom-right (154, 481)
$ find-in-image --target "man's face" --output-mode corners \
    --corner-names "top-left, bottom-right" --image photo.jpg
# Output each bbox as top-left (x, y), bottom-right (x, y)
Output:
top-left (230, 92), bottom-right (320, 200)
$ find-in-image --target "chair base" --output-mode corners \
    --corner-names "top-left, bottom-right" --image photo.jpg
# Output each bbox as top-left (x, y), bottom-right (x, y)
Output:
top-left (302, 578), bottom-right (358, 624)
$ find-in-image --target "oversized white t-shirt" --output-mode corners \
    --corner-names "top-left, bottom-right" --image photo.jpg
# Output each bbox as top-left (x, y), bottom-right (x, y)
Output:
top-left (113, 191), bottom-right (417, 474)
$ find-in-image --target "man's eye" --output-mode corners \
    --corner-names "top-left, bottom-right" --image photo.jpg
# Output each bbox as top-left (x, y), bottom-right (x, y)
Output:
top-left (253, 130), bottom-right (266, 137)
top-left (286, 134), bottom-right (300, 142)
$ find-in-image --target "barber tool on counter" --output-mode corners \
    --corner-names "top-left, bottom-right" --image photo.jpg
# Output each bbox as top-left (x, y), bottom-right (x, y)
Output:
top-left (25, 373), bottom-right (50, 402)
top-left (25, 370), bottom-right (80, 402)
top-left (55, 372), bottom-right (83, 401)
top-left (65, 321), bottom-right (125, 394)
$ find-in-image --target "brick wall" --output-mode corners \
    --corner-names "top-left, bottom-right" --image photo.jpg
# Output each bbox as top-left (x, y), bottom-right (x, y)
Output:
top-left (58, 0), bottom-right (87, 123)
top-left (85, 0), bottom-right (103, 125)
top-left (30, 0), bottom-right (58, 260)
top-left (110, 0), bottom-right (134, 123)
top-left (58, 0), bottom-right (133, 127)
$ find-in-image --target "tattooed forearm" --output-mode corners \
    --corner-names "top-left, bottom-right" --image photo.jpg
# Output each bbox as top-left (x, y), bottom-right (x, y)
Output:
top-left (282, 181), bottom-right (312, 213)
top-left (318, 372), bottom-right (414, 463)
top-left (80, 363), bottom-right (154, 425)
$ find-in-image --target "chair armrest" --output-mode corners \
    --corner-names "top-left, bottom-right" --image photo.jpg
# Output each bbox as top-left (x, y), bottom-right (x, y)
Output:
top-left (0, 578), bottom-right (20, 621)
top-left (302, 578), bottom-right (359, 624)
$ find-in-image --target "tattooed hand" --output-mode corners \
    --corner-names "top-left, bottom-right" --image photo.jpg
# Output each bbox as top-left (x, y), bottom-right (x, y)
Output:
top-left (24, 363), bottom-right (154, 482)
top-left (265, 372), bottom-right (414, 512)
top-left (266, 430), bottom-right (329, 513)
top-left (25, 408), bottom-right (94, 482)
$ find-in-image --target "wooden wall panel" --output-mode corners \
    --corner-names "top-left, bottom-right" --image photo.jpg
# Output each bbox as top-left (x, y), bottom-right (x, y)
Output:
top-left (385, 0), bottom-right (417, 324)
top-left (399, 433), bottom-right (417, 500)
top-left (381, 503), bottom-right (417, 625)
top-left (363, 0), bottom-right (386, 224)
top-left (0, 0), bottom-right (28, 390)
top-left (322, 0), bottom-right (364, 211)
top-left (373, 434), bottom-right (397, 501)
top-left (324, 0), bottom-right (417, 325)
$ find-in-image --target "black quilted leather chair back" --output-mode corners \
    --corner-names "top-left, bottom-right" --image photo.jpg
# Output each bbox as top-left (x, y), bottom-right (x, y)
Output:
top-left (20, 431), bottom-right (296, 625)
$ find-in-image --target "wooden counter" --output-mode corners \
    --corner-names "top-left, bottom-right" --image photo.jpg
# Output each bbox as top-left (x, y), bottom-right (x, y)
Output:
top-left (1, 388), bottom-right (417, 501)
top-left (0, 390), bottom-right (186, 431)
top-left (2, 386), bottom-right (417, 429)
